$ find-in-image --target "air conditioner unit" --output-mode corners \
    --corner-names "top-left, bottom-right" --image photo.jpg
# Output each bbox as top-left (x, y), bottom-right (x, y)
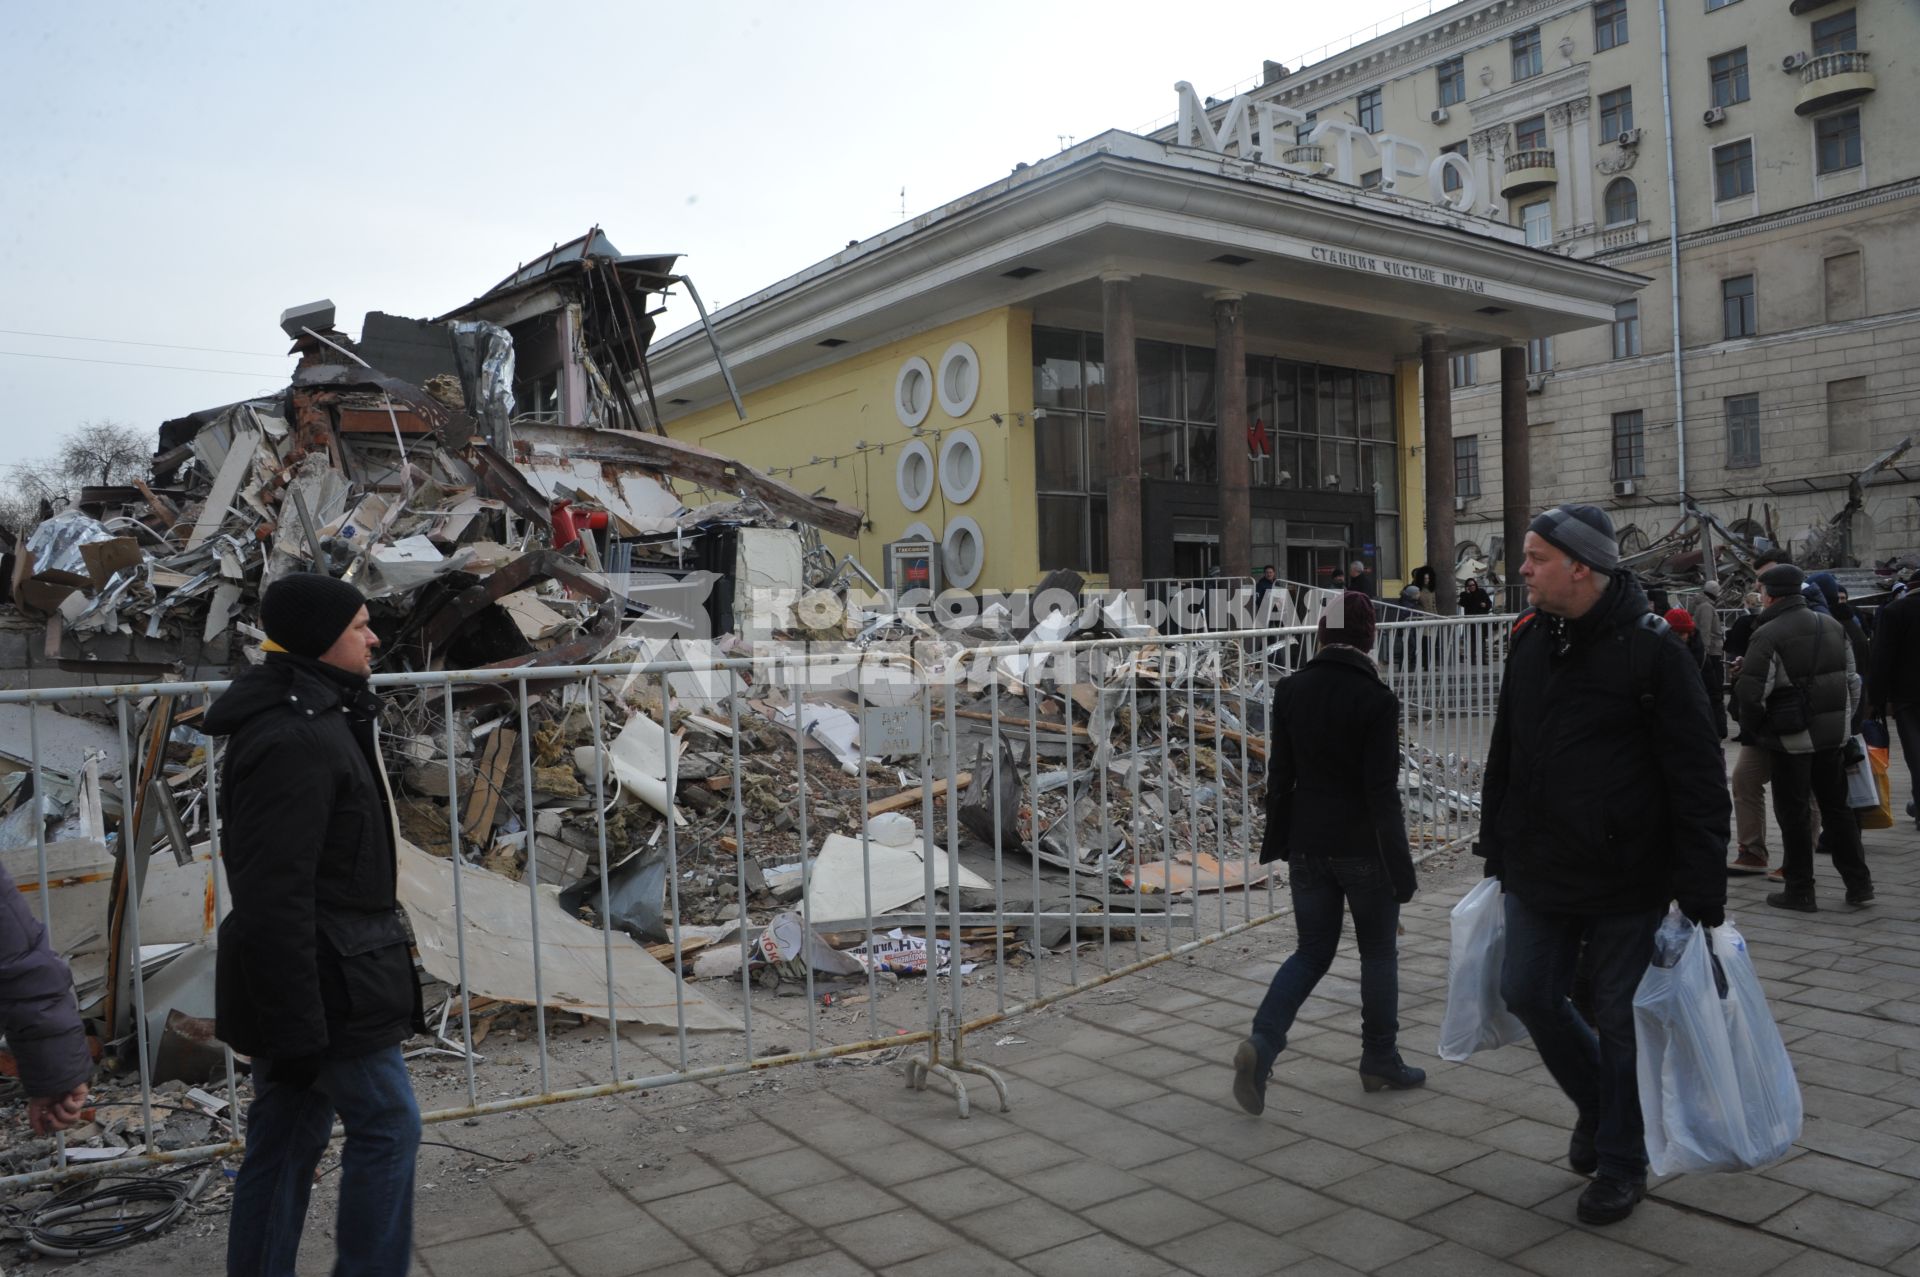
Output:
top-left (1703, 106), bottom-right (1728, 126)
top-left (1526, 373), bottom-right (1547, 394)
top-left (1782, 51), bottom-right (1811, 72)
top-left (1431, 107), bottom-right (1450, 124)
top-left (1613, 478), bottom-right (1637, 497)
top-left (1454, 495), bottom-right (1469, 512)
top-left (1615, 127), bottom-right (1643, 146)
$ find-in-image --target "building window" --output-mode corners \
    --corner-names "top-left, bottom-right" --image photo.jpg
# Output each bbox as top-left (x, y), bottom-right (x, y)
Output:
top-left (1812, 10), bottom-right (1856, 55)
top-left (1824, 250), bottom-right (1864, 321)
top-left (1514, 114), bottom-right (1548, 152)
top-left (1816, 109), bottom-right (1863, 174)
top-left (1451, 354), bottom-right (1476, 388)
top-left (1526, 337), bottom-right (1554, 375)
top-left (1246, 355), bottom-right (1394, 501)
top-left (1454, 436), bottom-right (1482, 498)
top-left (1360, 168), bottom-right (1383, 189)
top-left (1357, 88), bottom-right (1383, 134)
top-left (1713, 139), bottom-right (1755, 200)
top-left (1032, 327), bottom-right (1107, 573)
top-left (1726, 394), bottom-right (1761, 468)
top-left (1603, 177), bottom-right (1639, 226)
top-left (1612, 410), bottom-right (1646, 480)
top-left (1512, 27), bottom-right (1543, 81)
top-left (1722, 274), bottom-right (1757, 339)
top-left (1599, 87), bottom-right (1634, 141)
top-left (1827, 376), bottom-right (1869, 452)
top-left (1613, 300), bottom-right (1641, 358)
top-left (1297, 110), bottom-right (1317, 144)
top-left (1594, 0), bottom-right (1629, 50)
top-left (1437, 57), bottom-right (1466, 107)
top-left (1706, 0), bottom-right (1741, 9)
top-left (1709, 49), bottom-right (1749, 107)
top-left (1521, 200), bottom-right (1552, 247)
top-left (1439, 140), bottom-right (1467, 193)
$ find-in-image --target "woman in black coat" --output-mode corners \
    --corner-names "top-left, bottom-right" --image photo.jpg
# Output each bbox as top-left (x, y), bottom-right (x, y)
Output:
top-left (1233, 592), bottom-right (1423, 1115)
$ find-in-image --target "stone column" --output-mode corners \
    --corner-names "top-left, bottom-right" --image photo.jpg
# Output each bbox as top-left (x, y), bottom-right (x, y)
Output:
top-left (1471, 126), bottom-right (1508, 222)
top-left (1103, 274), bottom-right (1143, 590)
top-left (1546, 103), bottom-right (1576, 237)
top-left (1421, 332), bottom-right (1458, 615)
top-left (1210, 291), bottom-right (1250, 581)
top-left (1566, 97), bottom-right (1594, 237)
top-left (1500, 345), bottom-right (1531, 611)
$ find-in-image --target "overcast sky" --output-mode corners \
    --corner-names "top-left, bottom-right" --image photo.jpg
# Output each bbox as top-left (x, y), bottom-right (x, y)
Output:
top-left (0, 0), bottom-right (1435, 481)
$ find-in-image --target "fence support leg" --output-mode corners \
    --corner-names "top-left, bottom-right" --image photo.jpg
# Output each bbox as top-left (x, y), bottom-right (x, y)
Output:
top-left (904, 1008), bottom-right (1010, 1118)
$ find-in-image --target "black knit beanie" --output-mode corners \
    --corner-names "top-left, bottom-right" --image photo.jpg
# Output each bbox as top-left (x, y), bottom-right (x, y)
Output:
top-left (1529, 504), bottom-right (1620, 575)
top-left (261, 573), bottom-right (367, 658)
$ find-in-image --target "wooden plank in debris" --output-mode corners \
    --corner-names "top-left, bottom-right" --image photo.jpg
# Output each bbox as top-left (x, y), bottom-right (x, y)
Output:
top-left (953, 710), bottom-right (1088, 738)
top-left (462, 727), bottom-right (517, 846)
top-left (130, 479), bottom-right (179, 529)
top-left (186, 427), bottom-right (257, 550)
top-left (1186, 716), bottom-right (1268, 761)
top-left (865, 773), bottom-right (971, 817)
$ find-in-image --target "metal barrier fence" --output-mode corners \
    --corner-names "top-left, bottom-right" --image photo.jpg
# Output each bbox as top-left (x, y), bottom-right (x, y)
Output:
top-left (0, 613), bottom-right (1508, 1190)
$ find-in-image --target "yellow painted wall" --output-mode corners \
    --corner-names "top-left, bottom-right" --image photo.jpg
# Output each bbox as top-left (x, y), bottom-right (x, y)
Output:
top-left (1394, 359), bottom-right (1424, 595)
top-left (666, 308), bottom-right (1040, 592)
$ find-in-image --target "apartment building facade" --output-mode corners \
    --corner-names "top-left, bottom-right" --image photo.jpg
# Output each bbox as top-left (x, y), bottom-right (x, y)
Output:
top-left (1243, 0), bottom-right (1915, 573)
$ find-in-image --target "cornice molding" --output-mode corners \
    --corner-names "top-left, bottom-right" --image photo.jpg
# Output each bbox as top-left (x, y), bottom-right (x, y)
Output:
top-left (1272, 0), bottom-right (1588, 106)
top-left (1590, 176), bottom-right (1920, 263)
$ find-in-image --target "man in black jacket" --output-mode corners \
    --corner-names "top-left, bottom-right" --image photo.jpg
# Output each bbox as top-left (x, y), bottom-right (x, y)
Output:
top-left (1478, 506), bottom-right (1728, 1227)
top-left (212, 574), bottom-right (424, 1277)
top-left (1869, 585), bottom-right (1920, 828)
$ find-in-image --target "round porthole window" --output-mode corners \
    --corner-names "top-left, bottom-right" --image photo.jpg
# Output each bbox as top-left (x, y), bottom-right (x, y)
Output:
top-left (938, 428), bottom-right (982, 504)
top-left (894, 357), bottom-right (933, 428)
top-left (942, 517), bottom-right (985, 588)
top-left (896, 441), bottom-right (934, 512)
top-left (902, 521), bottom-right (935, 545)
top-left (936, 342), bottom-right (980, 418)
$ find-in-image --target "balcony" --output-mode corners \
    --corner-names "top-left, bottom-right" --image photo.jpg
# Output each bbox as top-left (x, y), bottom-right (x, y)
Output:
top-left (1788, 0), bottom-right (1844, 13)
top-left (1501, 149), bottom-right (1558, 196)
top-left (1280, 144), bottom-right (1326, 170)
top-left (1796, 50), bottom-right (1874, 115)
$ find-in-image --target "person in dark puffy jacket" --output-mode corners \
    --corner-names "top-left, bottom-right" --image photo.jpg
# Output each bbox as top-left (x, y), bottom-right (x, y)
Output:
top-left (1232, 591), bottom-right (1423, 1118)
top-left (0, 862), bottom-right (90, 1135)
top-left (1733, 563), bottom-right (1870, 912)
top-left (1478, 506), bottom-right (1728, 1227)
top-left (210, 574), bottom-right (425, 1277)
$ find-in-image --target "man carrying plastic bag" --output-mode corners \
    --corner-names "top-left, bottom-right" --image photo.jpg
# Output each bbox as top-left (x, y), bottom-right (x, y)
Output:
top-left (1471, 509), bottom-right (1730, 1225)
top-left (1635, 909), bottom-right (1801, 1174)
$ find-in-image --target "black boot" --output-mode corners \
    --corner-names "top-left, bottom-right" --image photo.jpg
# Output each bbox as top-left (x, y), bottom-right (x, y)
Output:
top-left (1766, 890), bottom-right (1817, 913)
top-left (1358, 1051), bottom-right (1426, 1093)
top-left (1576, 1174), bottom-right (1645, 1225)
top-left (1232, 1038), bottom-right (1274, 1115)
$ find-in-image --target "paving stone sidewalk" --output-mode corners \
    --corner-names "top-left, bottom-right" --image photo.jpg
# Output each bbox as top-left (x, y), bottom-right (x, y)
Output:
top-left (59, 769), bottom-right (1920, 1276)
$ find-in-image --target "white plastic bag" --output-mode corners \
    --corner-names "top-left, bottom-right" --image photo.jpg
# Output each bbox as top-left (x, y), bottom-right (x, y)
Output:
top-left (1845, 736), bottom-right (1879, 810)
top-left (1634, 910), bottom-right (1802, 1175)
top-left (1438, 877), bottom-right (1530, 1061)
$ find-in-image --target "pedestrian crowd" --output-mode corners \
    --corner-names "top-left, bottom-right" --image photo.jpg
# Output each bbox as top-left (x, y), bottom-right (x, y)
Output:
top-left (1238, 502), bottom-right (1917, 1229)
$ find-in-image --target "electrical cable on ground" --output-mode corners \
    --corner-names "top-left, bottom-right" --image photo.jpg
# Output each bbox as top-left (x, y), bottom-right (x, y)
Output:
top-left (21, 1166), bottom-right (210, 1258)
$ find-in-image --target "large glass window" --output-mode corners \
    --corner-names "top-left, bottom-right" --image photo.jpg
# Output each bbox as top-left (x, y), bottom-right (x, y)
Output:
top-left (1437, 57), bottom-right (1466, 107)
top-left (1599, 87), bottom-right (1634, 141)
top-left (1454, 436), bottom-right (1482, 498)
top-left (1613, 300), bottom-right (1641, 358)
top-left (1594, 0), bottom-right (1629, 50)
top-left (1357, 88), bottom-right (1383, 134)
top-left (1032, 328), bottom-right (1108, 572)
top-left (1726, 394), bottom-right (1761, 468)
top-left (1246, 355), bottom-right (1397, 503)
top-left (1714, 139), bottom-right (1755, 200)
top-left (1812, 10), bottom-right (1856, 55)
top-left (1709, 49), bottom-right (1749, 107)
top-left (1612, 410), bottom-right (1646, 480)
top-left (1816, 109), bottom-right (1863, 174)
top-left (1722, 274), bottom-right (1757, 339)
top-left (1522, 200), bottom-right (1552, 247)
top-left (1604, 177), bottom-right (1639, 226)
top-left (1512, 27), bottom-right (1543, 81)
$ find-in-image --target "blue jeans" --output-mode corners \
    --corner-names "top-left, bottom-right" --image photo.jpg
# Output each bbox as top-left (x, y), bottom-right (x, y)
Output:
top-left (228, 1047), bottom-right (421, 1277)
top-left (1251, 855), bottom-right (1402, 1065)
top-left (1500, 894), bottom-right (1662, 1182)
